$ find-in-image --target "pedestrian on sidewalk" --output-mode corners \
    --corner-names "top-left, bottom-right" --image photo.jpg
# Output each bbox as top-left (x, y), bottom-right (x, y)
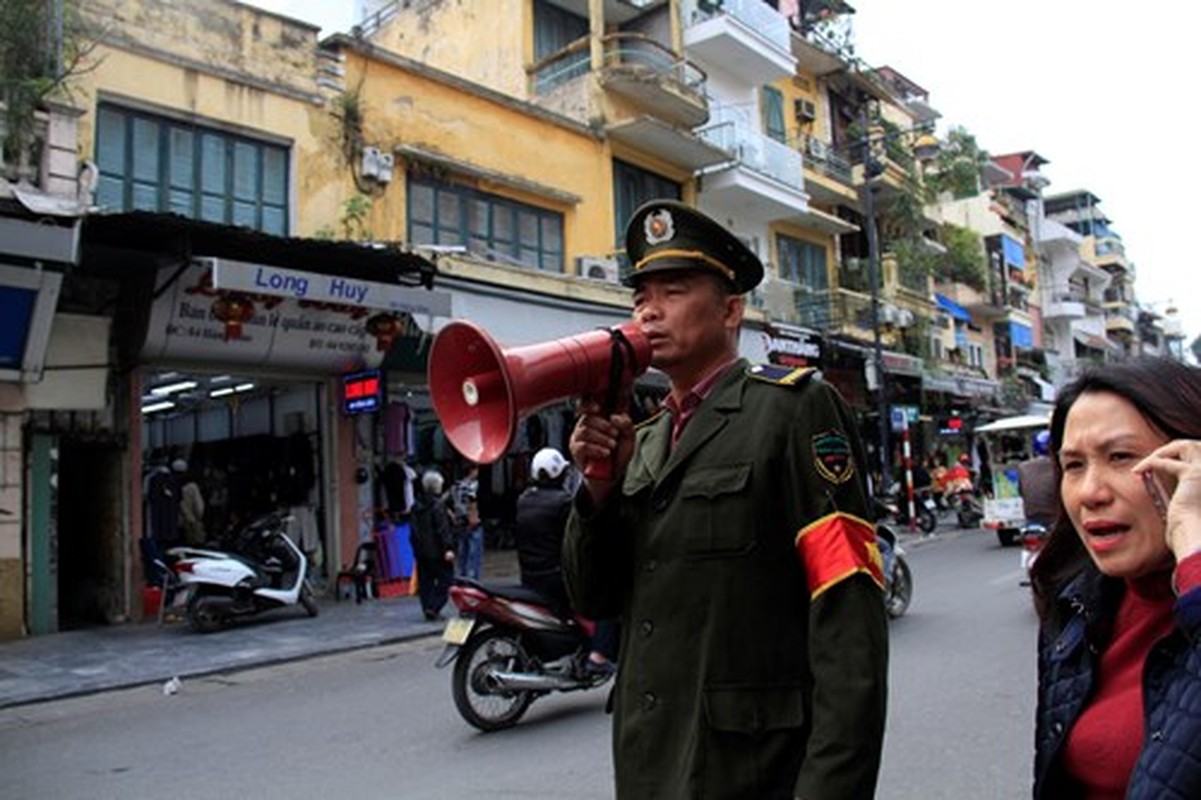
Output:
top-left (410, 470), bottom-right (456, 621)
top-left (450, 464), bottom-right (483, 580)
top-left (563, 200), bottom-right (887, 800)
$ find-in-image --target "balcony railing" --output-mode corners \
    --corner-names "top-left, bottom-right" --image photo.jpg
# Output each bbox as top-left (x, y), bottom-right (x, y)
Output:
top-left (802, 136), bottom-right (853, 185)
top-left (602, 33), bottom-right (706, 93)
top-left (1095, 235), bottom-right (1125, 259)
top-left (531, 33), bottom-right (707, 99)
top-left (531, 37), bottom-right (592, 95)
top-left (698, 108), bottom-right (803, 190)
top-left (689, 0), bottom-right (792, 53)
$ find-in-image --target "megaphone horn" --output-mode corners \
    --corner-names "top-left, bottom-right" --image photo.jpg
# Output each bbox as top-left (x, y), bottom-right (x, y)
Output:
top-left (428, 320), bottom-right (651, 465)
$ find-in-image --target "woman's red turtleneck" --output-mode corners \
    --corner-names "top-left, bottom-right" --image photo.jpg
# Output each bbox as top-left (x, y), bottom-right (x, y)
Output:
top-left (1060, 553), bottom-right (1201, 798)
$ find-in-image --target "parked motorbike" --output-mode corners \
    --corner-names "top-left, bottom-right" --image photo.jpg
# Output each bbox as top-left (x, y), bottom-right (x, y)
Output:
top-left (948, 488), bottom-right (984, 529)
top-left (435, 578), bottom-right (613, 732)
top-left (167, 510), bottom-right (318, 633)
top-left (876, 523), bottom-right (913, 619)
top-left (873, 485), bottom-right (937, 534)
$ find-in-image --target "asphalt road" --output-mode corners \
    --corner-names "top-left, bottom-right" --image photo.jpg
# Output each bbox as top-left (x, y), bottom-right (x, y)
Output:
top-left (0, 529), bottom-right (1038, 800)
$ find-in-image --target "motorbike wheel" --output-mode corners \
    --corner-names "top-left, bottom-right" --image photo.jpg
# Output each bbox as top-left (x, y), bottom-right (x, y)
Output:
top-left (187, 593), bottom-right (227, 634)
top-left (886, 557), bottom-right (913, 619)
top-left (917, 507), bottom-right (937, 534)
top-left (452, 627), bottom-right (535, 732)
top-left (300, 581), bottom-right (319, 617)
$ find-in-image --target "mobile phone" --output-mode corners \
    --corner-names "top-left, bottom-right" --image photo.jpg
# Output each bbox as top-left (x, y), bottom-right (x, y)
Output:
top-left (1143, 471), bottom-right (1170, 521)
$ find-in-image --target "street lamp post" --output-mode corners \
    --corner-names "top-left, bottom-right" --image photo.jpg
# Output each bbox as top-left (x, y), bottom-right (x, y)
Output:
top-left (858, 107), bottom-right (891, 492)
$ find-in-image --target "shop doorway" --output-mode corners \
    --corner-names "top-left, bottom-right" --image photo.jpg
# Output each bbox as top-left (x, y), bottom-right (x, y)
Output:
top-left (56, 439), bottom-right (124, 629)
top-left (140, 371), bottom-right (327, 576)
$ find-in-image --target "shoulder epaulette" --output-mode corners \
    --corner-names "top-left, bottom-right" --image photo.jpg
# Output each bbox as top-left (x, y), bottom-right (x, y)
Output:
top-left (746, 363), bottom-right (818, 387)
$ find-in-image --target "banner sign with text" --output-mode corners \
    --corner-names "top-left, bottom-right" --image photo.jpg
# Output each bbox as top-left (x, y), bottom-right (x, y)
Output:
top-left (209, 257), bottom-right (451, 317)
top-left (141, 259), bottom-right (447, 372)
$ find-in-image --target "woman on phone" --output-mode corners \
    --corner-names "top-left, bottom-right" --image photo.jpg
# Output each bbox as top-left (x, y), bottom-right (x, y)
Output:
top-left (1031, 356), bottom-right (1201, 798)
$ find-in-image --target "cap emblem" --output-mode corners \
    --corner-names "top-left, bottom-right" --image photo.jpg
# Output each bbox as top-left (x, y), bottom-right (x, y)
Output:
top-left (644, 209), bottom-right (675, 245)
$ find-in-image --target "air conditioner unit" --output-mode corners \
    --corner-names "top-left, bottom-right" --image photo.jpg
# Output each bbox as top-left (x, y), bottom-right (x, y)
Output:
top-left (360, 147), bottom-right (394, 183)
top-left (375, 152), bottom-right (394, 183)
top-left (794, 98), bottom-right (817, 123)
top-left (806, 137), bottom-right (829, 161)
top-left (577, 256), bottom-right (620, 284)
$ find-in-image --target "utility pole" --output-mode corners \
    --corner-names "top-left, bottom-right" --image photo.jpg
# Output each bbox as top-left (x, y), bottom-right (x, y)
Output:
top-left (859, 104), bottom-right (891, 492)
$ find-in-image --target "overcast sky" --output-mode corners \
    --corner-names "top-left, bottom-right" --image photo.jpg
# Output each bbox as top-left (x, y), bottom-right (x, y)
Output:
top-left (247, 0), bottom-right (1198, 351)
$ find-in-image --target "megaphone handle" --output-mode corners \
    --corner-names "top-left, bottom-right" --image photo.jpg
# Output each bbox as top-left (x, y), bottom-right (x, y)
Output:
top-left (582, 327), bottom-right (640, 482)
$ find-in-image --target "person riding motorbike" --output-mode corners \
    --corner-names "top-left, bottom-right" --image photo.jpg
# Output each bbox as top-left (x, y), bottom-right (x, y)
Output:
top-left (943, 452), bottom-right (974, 497)
top-left (515, 447), bottom-right (615, 676)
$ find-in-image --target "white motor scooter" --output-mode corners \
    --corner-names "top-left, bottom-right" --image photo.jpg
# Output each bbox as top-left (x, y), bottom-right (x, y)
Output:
top-left (167, 510), bottom-right (319, 633)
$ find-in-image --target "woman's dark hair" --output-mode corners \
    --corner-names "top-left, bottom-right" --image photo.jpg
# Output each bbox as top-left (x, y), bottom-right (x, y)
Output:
top-left (1029, 356), bottom-right (1201, 620)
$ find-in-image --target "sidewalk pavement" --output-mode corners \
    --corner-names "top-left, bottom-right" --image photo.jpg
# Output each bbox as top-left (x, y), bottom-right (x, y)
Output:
top-left (0, 529), bottom-right (949, 711)
top-left (0, 548), bottom-right (522, 710)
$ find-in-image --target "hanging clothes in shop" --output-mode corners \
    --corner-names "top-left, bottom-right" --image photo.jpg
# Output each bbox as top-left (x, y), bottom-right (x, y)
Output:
top-left (279, 432), bottom-right (315, 506)
top-left (384, 401), bottom-right (411, 458)
top-left (143, 464), bottom-right (181, 547)
top-left (381, 459), bottom-right (417, 519)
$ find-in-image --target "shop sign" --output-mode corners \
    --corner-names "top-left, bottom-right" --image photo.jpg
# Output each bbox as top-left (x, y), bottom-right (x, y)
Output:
top-left (762, 325), bottom-right (824, 368)
top-left (141, 261), bottom-right (431, 371)
top-left (890, 404), bottom-right (920, 433)
top-left (343, 369), bottom-right (385, 415)
top-left (209, 257), bottom-right (451, 317)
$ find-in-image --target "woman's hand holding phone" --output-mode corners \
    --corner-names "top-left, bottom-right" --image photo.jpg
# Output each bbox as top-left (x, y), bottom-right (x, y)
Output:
top-left (1136, 440), bottom-right (1201, 560)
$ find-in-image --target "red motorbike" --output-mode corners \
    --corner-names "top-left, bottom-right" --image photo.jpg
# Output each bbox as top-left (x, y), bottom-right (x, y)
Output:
top-left (435, 578), bottom-right (613, 731)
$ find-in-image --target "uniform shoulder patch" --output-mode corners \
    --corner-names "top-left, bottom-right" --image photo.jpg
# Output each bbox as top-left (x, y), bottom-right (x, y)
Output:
top-left (746, 363), bottom-right (817, 387)
top-left (812, 429), bottom-right (855, 484)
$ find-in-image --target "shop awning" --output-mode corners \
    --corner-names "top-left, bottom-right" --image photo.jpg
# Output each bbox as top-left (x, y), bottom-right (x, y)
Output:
top-left (1001, 233), bottom-right (1025, 268)
top-left (976, 413), bottom-right (1051, 433)
top-left (934, 293), bottom-right (971, 322)
top-left (922, 370), bottom-right (1000, 398)
top-left (1010, 321), bottom-right (1034, 349)
top-left (1073, 330), bottom-right (1117, 352)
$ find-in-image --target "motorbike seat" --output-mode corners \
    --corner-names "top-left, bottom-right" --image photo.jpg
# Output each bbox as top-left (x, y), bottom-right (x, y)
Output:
top-left (454, 577), bottom-right (557, 609)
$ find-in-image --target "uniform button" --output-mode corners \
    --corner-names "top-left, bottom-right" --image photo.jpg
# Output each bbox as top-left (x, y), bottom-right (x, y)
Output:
top-left (645, 559), bottom-right (658, 573)
top-left (653, 497), bottom-right (667, 512)
top-left (1051, 722), bottom-right (1064, 736)
top-left (641, 692), bottom-right (657, 711)
top-left (640, 620), bottom-right (654, 637)
top-left (1151, 730), bottom-right (1164, 742)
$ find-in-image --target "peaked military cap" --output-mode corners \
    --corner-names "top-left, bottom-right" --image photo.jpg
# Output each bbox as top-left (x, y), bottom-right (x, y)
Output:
top-left (624, 200), bottom-right (764, 294)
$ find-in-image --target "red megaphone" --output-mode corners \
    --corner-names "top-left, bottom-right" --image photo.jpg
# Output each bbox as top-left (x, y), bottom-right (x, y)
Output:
top-left (427, 320), bottom-right (651, 468)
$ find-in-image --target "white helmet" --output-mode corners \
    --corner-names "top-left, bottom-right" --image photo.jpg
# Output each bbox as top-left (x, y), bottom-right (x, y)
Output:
top-left (531, 448), bottom-right (568, 482)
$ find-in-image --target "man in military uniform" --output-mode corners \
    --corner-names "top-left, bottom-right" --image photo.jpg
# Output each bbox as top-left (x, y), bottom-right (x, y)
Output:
top-left (564, 200), bottom-right (888, 799)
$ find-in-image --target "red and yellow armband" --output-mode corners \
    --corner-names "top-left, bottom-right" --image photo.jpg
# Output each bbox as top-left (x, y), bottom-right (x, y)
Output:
top-left (795, 512), bottom-right (884, 599)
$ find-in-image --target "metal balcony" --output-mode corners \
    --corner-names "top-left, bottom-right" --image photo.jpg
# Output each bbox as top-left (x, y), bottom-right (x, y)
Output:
top-left (684, 0), bottom-right (796, 84)
top-left (599, 33), bottom-right (710, 128)
top-left (696, 111), bottom-right (809, 220)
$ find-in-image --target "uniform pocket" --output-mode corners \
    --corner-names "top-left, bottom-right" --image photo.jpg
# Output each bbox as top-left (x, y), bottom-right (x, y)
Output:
top-left (680, 462), bottom-right (754, 557)
top-left (704, 685), bottom-right (806, 734)
top-left (701, 685), bottom-right (808, 797)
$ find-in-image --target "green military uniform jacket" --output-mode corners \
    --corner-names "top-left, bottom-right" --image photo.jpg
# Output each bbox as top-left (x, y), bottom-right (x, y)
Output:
top-left (563, 361), bottom-right (888, 800)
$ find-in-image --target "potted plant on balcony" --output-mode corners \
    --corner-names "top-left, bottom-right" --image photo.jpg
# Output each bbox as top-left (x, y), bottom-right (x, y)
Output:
top-left (0, 2), bottom-right (95, 186)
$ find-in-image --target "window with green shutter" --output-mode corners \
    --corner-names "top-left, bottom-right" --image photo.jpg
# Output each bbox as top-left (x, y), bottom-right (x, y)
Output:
top-left (94, 104), bottom-right (289, 235)
top-left (763, 86), bottom-right (787, 144)
top-left (407, 173), bottom-right (564, 272)
top-left (612, 159), bottom-right (682, 253)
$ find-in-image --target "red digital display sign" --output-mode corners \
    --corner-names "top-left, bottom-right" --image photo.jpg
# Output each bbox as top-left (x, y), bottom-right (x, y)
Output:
top-left (343, 369), bottom-right (384, 414)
